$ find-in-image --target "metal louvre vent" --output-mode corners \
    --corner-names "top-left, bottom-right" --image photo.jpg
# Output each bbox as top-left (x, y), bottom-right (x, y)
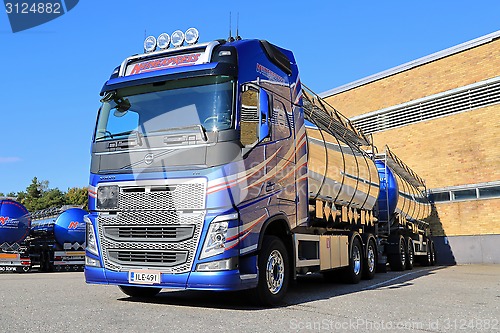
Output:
top-left (351, 77), bottom-right (500, 134)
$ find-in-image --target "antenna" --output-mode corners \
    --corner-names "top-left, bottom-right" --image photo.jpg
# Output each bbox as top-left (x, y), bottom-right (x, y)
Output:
top-left (228, 12), bottom-right (234, 42)
top-left (236, 12), bottom-right (241, 40)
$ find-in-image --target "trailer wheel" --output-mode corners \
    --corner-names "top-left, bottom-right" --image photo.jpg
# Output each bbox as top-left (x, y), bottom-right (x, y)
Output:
top-left (363, 238), bottom-right (377, 280)
top-left (344, 237), bottom-right (363, 284)
top-left (405, 237), bottom-right (414, 270)
top-left (254, 236), bottom-right (289, 306)
top-left (430, 241), bottom-right (437, 266)
top-left (388, 235), bottom-right (406, 271)
top-left (419, 239), bottom-right (432, 266)
top-left (118, 286), bottom-right (161, 298)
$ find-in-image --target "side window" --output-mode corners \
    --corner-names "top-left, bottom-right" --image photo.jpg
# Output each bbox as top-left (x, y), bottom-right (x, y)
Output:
top-left (240, 86), bottom-right (259, 146)
top-left (272, 99), bottom-right (291, 141)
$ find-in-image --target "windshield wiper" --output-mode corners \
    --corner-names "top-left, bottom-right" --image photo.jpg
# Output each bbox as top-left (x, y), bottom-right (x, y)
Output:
top-left (96, 130), bottom-right (143, 146)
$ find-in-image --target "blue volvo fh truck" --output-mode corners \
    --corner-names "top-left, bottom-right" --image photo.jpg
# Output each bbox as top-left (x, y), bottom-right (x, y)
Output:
top-left (85, 29), bottom-right (435, 305)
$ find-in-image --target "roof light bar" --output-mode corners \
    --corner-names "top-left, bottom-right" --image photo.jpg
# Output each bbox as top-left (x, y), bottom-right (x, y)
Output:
top-left (142, 28), bottom-right (200, 53)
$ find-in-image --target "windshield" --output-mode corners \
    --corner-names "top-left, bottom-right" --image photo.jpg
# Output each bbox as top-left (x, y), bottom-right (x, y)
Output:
top-left (95, 75), bottom-right (234, 141)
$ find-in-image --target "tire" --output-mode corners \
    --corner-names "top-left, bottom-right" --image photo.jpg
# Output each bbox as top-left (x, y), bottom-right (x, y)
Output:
top-left (343, 237), bottom-right (363, 284)
top-left (119, 286), bottom-right (161, 298)
top-left (405, 237), bottom-right (414, 270)
top-left (420, 239), bottom-right (432, 266)
top-left (363, 238), bottom-right (377, 280)
top-left (254, 236), bottom-right (289, 306)
top-left (430, 241), bottom-right (437, 266)
top-left (388, 235), bottom-right (406, 271)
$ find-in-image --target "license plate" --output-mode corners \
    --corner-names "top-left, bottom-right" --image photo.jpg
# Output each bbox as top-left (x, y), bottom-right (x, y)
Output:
top-left (128, 270), bottom-right (161, 285)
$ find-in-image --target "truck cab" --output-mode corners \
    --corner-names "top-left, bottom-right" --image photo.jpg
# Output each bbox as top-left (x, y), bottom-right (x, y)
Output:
top-left (85, 29), bottom-right (305, 304)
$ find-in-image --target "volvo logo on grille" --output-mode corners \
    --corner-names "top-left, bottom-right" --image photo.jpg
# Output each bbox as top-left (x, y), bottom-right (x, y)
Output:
top-left (144, 153), bottom-right (154, 165)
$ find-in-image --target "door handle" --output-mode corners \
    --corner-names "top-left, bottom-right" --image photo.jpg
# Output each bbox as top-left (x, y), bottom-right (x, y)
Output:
top-left (266, 181), bottom-right (275, 192)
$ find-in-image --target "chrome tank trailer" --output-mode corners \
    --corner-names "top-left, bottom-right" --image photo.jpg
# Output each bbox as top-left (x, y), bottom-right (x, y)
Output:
top-left (375, 155), bottom-right (431, 225)
top-left (305, 120), bottom-right (380, 211)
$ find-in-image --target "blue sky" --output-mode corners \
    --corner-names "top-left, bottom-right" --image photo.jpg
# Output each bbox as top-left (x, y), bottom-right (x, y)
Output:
top-left (0, 0), bottom-right (499, 194)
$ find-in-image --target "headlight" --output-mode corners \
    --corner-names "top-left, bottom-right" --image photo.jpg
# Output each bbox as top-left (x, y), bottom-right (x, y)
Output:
top-left (199, 213), bottom-right (237, 259)
top-left (200, 221), bottom-right (228, 259)
top-left (85, 216), bottom-right (99, 256)
top-left (96, 185), bottom-right (119, 210)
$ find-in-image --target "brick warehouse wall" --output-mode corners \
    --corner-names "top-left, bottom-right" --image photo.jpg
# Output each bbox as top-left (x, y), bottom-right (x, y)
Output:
top-left (326, 38), bottom-right (500, 118)
top-left (323, 36), bottom-right (500, 239)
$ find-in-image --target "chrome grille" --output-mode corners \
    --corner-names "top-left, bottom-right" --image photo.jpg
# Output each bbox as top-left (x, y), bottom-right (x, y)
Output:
top-left (118, 183), bottom-right (205, 210)
top-left (103, 225), bottom-right (195, 242)
top-left (107, 249), bottom-right (188, 267)
top-left (97, 179), bottom-right (207, 274)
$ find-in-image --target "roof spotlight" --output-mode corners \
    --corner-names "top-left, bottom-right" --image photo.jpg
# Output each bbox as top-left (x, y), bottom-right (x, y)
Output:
top-left (144, 35), bottom-right (157, 53)
top-left (185, 27), bottom-right (199, 45)
top-left (157, 33), bottom-right (171, 49)
top-left (171, 30), bottom-right (185, 48)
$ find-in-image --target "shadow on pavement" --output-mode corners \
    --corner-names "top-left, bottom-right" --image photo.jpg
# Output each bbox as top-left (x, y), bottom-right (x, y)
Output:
top-left (117, 266), bottom-right (447, 310)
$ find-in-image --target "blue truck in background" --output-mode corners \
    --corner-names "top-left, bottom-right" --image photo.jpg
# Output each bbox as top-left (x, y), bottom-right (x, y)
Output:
top-left (29, 206), bottom-right (87, 271)
top-left (0, 199), bottom-right (31, 272)
top-left (85, 29), bottom-right (436, 305)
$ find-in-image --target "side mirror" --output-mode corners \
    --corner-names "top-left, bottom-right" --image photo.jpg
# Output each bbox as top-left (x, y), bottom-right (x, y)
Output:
top-left (259, 88), bottom-right (270, 140)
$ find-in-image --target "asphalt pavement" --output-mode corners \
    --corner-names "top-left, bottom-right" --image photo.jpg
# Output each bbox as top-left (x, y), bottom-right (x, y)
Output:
top-left (0, 265), bottom-right (499, 332)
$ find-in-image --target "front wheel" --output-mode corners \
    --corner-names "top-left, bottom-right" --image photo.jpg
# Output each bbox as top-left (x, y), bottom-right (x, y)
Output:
top-left (118, 286), bottom-right (161, 298)
top-left (254, 236), bottom-right (289, 306)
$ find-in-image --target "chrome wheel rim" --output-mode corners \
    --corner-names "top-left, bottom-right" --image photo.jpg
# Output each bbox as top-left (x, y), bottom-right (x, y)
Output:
top-left (400, 241), bottom-right (406, 266)
top-left (408, 242), bottom-right (414, 265)
top-left (353, 245), bottom-right (361, 275)
top-left (367, 244), bottom-right (376, 273)
top-left (266, 249), bottom-right (284, 294)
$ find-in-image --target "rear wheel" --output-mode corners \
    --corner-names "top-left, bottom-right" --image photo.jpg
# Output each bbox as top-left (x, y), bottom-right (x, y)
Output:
top-left (430, 241), bottom-right (437, 265)
top-left (363, 239), bottom-right (377, 280)
top-left (118, 286), bottom-right (161, 298)
top-left (405, 237), bottom-right (414, 270)
top-left (420, 239), bottom-right (433, 266)
top-left (343, 237), bottom-right (363, 284)
top-left (388, 235), bottom-right (406, 271)
top-left (254, 236), bottom-right (289, 306)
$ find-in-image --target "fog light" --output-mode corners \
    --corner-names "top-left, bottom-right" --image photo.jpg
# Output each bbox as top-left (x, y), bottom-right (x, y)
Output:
top-left (85, 256), bottom-right (101, 267)
top-left (196, 258), bottom-right (237, 271)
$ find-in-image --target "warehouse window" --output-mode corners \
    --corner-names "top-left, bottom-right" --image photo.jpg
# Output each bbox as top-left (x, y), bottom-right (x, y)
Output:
top-left (453, 189), bottom-right (477, 201)
top-left (430, 183), bottom-right (500, 203)
top-left (479, 186), bottom-right (500, 198)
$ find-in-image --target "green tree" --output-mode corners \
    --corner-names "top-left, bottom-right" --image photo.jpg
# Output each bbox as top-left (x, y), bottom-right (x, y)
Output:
top-left (18, 177), bottom-right (65, 211)
top-left (65, 187), bottom-right (88, 209)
